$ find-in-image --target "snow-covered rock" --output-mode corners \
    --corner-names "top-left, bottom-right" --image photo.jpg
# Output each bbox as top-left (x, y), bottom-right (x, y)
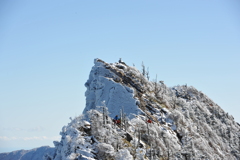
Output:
top-left (83, 59), bottom-right (143, 119)
top-left (2, 58), bottom-right (240, 160)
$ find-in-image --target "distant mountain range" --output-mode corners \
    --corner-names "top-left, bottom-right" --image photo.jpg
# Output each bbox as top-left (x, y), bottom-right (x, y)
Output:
top-left (0, 146), bottom-right (54, 160)
top-left (1, 59), bottom-right (240, 160)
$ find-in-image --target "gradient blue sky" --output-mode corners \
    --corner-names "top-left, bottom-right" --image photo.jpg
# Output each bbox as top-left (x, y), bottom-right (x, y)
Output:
top-left (0, 0), bottom-right (240, 153)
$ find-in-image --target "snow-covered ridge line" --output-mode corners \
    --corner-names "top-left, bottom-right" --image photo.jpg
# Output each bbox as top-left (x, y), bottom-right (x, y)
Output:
top-left (81, 58), bottom-right (240, 159)
top-left (2, 58), bottom-right (240, 160)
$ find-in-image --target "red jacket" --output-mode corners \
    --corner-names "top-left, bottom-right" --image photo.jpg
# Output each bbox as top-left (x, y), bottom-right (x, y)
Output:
top-left (147, 119), bottom-right (152, 123)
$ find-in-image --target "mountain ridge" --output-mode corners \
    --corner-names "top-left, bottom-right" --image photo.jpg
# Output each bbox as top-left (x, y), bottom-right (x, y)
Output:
top-left (1, 59), bottom-right (240, 160)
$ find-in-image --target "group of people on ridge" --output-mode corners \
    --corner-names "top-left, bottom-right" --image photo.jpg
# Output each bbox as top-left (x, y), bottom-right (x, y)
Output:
top-left (113, 115), bottom-right (121, 124)
top-left (112, 115), bottom-right (152, 125)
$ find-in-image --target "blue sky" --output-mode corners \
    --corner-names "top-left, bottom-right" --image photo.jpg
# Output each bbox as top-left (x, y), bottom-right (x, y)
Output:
top-left (0, 0), bottom-right (240, 153)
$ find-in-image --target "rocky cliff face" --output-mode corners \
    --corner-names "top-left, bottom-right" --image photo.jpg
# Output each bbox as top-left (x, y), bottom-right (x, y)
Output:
top-left (52, 59), bottom-right (240, 160)
top-left (2, 59), bottom-right (239, 160)
top-left (83, 59), bottom-right (143, 119)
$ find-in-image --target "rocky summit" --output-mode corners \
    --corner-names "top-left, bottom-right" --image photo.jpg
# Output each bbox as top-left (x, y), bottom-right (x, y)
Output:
top-left (2, 59), bottom-right (240, 160)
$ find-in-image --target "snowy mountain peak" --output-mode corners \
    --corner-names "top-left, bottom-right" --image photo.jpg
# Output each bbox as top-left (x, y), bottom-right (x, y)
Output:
top-left (80, 59), bottom-right (240, 159)
top-left (2, 59), bottom-right (240, 160)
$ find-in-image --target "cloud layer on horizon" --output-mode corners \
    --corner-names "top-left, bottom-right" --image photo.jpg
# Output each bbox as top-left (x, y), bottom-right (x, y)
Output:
top-left (0, 136), bottom-right (60, 141)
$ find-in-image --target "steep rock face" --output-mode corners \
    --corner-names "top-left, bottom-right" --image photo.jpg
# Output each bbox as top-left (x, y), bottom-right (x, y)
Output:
top-left (83, 59), bottom-right (144, 119)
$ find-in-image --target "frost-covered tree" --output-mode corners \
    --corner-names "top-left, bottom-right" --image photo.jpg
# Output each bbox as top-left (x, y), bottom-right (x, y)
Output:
top-left (115, 149), bottom-right (133, 160)
top-left (141, 61), bottom-right (146, 77)
top-left (97, 143), bottom-right (115, 160)
top-left (146, 67), bottom-right (150, 80)
top-left (96, 101), bottom-right (110, 127)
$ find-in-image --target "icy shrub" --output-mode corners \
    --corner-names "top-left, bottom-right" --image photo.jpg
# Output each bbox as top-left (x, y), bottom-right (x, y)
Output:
top-left (115, 149), bottom-right (133, 160)
top-left (130, 117), bottom-right (147, 133)
top-left (135, 148), bottom-right (146, 160)
top-left (66, 153), bottom-right (78, 160)
top-left (97, 143), bottom-right (115, 160)
top-left (168, 109), bottom-right (186, 128)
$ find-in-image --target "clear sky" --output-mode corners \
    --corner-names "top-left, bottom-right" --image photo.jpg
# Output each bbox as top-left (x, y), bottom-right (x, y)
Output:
top-left (0, 0), bottom-right (240, 153)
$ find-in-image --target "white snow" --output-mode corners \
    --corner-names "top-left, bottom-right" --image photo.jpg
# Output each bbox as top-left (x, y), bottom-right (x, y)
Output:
top-left (83, 59), bottom-right (143, 119)
top-left (2, 59), bottom-right (240, 160)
